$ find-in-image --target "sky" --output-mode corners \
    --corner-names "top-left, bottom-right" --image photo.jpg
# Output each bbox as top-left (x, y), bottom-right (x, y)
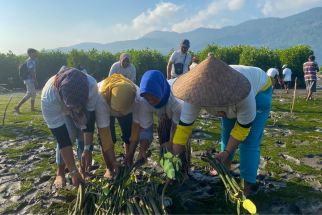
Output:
top-left (1, 0), bottom-right (322, 54)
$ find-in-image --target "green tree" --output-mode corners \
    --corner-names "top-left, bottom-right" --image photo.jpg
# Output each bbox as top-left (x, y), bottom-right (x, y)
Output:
top-left (277, 45), bottom-right (313, 87)
top-left (240, 47), bottom-right (281, 71)
top-left (37, 50), bottom-right (68, 87)
top-left (0, 51), bottom-right (23, 89)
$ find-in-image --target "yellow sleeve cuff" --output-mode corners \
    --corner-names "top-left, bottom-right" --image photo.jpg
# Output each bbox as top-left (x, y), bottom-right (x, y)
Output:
top-left (129, 122), bottom-right (140, 143)
top-left (173, 124), bottom-right (193, 145)
top-left (98, 127), bottom-right (113, 152)
top-left (230, 122), bottom-right (251, 142)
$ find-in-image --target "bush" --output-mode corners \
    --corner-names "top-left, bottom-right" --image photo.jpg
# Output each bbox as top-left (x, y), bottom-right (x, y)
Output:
top-left (123, 49), bottom-right (167, 84)
top-left (239, 47), bottom-right (281, 71)
top-left (277, 45), bottom-right (313, 87)
top-left (0, 45), bottom-right (315, 89)
top-left (0, 51), bottom-right (24, 89)
top-left (37, 50), bottom-right (68, 87)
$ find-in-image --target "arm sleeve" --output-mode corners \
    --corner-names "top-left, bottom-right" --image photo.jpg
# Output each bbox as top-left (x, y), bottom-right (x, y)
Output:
top-left (170, 97), bottom-right (183, 125)
top-left (231, 92), bottom-right (256, 141)
top-left (179, 102), bottom-right (201, 124)
top-left (173, 123), bottom-right (193, 145)
top-left (169, 52), bottom-right (176, 63)
top-left (50, 124), bottom-right (72, 149)
top-left (138, 100), bottom-right (154, 129)
top-left (86, 76), bottom-right (99, 111)
top-left (95, 94), bottom-right (111, 128)
top-left (132, 64), bottom-right (136, 82)
top-left (98, 127), bottom-right (113, 152)
top-left (108, 63), bottom-right (118, 76)
top-left (83, 111), bottom-right (95, 133)
top-left (230, 121), bottom-right (251, 142)
top-left (129, 122), bottom-right (140, 143)
top-left (132, 99), bottom-right (140, 124)
top-left (172, 102), bottom-right (200, 145)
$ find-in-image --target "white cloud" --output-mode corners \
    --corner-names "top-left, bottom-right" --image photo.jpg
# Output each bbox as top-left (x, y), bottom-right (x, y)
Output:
top-left (228, 0), bottom-right (245, 11)
top-left (113, 2), bottom-right (182, 39)
top-left (171, 0), bottom-right (245, 32)
top-left (259, 0), bottom-right (322, 17)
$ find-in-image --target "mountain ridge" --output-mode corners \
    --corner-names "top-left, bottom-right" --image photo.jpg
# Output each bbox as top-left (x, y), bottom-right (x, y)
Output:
top-left (56, 7), bottom-right (322, 61)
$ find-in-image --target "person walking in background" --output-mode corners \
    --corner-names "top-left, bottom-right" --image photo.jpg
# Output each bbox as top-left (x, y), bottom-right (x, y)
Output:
top-left (282, 64), bottom-right (292, 93)
top-left (266, 67), bottom-right (281, 92)
top-left (109, 53), bottom-right (136, 83)
top-left (189, 56), bottom-right (199, 70)
top-left (303, 55), bottom-right (319, 101)
top-left (14, 48), bottom-right (38, 113)
top-left (167, 39), bottom-right (192, 79)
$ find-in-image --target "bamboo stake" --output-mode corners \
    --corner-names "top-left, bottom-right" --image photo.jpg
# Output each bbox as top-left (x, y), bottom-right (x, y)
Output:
top-left (290, 77), bottom-right (297, 113)
top-left (2, 96), bottom-right (13, 126)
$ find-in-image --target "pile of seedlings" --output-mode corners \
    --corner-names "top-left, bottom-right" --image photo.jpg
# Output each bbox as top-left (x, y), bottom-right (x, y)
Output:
top-left (68, 153), bottom-right (257, 215)
top-left (69, 159), bottom-right (168, 214)
top-left (202, 153), bottom-right (257, 215)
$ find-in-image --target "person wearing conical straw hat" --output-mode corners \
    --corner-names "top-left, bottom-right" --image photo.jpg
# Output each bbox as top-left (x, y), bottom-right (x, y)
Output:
top-left (126, 70), bottom-right (184, 165)
top-left (172, 56), bottom-right (272, 195)
top-left (96, 74), bottom-right (141, 178)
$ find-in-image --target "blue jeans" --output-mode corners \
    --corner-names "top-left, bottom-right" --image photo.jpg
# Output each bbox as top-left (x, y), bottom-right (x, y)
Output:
top-left (221, 86), bottom-right (272, 183)
top-left (56, 139), bottom-right (84, 165)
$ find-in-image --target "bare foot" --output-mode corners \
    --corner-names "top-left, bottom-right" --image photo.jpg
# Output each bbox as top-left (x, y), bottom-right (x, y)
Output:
top-left (54, 175), bottom-right (66, 188)
top-left (209, 168), bottom-right (218, 176)
top-left (103, 169), bottom-right (113, 180)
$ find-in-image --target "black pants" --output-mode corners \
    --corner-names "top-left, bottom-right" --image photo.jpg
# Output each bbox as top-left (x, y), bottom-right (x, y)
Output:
top-left (110, 113), bottom-right (132, 145)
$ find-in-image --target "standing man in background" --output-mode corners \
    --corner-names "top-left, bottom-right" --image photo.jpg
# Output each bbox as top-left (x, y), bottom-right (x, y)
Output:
top-left (109, 53), bottom-right (136, 83)
top-left (303, 55), bottom-right (319, 101)
top-left (282, 64), bottom-right (292, 94)
top-left (14, 48), bottom-right (38, 113)
top-left (167, 39), bottom-right (192, 79)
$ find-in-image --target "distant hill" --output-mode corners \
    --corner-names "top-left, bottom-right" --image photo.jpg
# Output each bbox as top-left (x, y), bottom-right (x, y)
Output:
top-left (57, 7), bottom-right (322, 61)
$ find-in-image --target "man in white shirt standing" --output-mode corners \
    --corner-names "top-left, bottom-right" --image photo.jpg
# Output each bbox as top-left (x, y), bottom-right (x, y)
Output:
top-left (167, 39), bottom-right (192, 79)
top-left (282, 64), bottom-right (292, 94)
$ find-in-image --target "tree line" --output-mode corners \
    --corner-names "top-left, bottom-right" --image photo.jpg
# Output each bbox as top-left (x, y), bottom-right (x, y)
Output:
top-left (0, 44), bottom-right (318, 89)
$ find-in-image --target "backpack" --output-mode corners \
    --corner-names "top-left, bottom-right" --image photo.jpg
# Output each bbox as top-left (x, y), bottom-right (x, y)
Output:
top-left (174, 54), bottom-right (187, 75)
top-left (18, 62), bottom-right (29, 80)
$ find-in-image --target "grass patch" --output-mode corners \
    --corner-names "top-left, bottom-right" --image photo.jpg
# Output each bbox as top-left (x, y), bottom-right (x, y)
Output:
top-left (16, 180), bottom-right (33, 195)
top-left (3, 142), bottom-right (38, 158)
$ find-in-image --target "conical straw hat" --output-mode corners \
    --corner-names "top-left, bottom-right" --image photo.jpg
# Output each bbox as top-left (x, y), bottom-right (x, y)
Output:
top-left (172, 56), bottom-right (251, 107)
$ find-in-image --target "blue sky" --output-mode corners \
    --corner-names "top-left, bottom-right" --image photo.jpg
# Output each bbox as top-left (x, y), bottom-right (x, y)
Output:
top-left (1, 0), bottom-right (322, 54)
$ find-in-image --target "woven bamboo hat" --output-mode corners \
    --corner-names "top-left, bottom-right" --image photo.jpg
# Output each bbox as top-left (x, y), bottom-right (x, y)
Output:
top-left (172, 56), bottom-right (251, 107)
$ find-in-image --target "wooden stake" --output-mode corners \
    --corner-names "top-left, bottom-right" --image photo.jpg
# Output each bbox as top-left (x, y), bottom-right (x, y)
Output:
top-left (290, 77), bottom-right (297, 113)
top-left (2, 96), bottom-right (13, 126)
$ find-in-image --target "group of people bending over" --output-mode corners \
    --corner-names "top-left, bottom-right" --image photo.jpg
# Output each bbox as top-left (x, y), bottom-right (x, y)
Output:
top-left (41, 54), bottom-right (273, 196)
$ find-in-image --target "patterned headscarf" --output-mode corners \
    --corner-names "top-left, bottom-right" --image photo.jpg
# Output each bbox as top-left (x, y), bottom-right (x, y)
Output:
top-left (54, 68), bottom-right (89, 129)
top-left (120, 53), bottom-right (130, 62)
top-left (54, 68), bottom-right (89, 109)
top-left (139, 70), bottom-right (170, 109)
top-left (99, 74), bottom-right (136, 114)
